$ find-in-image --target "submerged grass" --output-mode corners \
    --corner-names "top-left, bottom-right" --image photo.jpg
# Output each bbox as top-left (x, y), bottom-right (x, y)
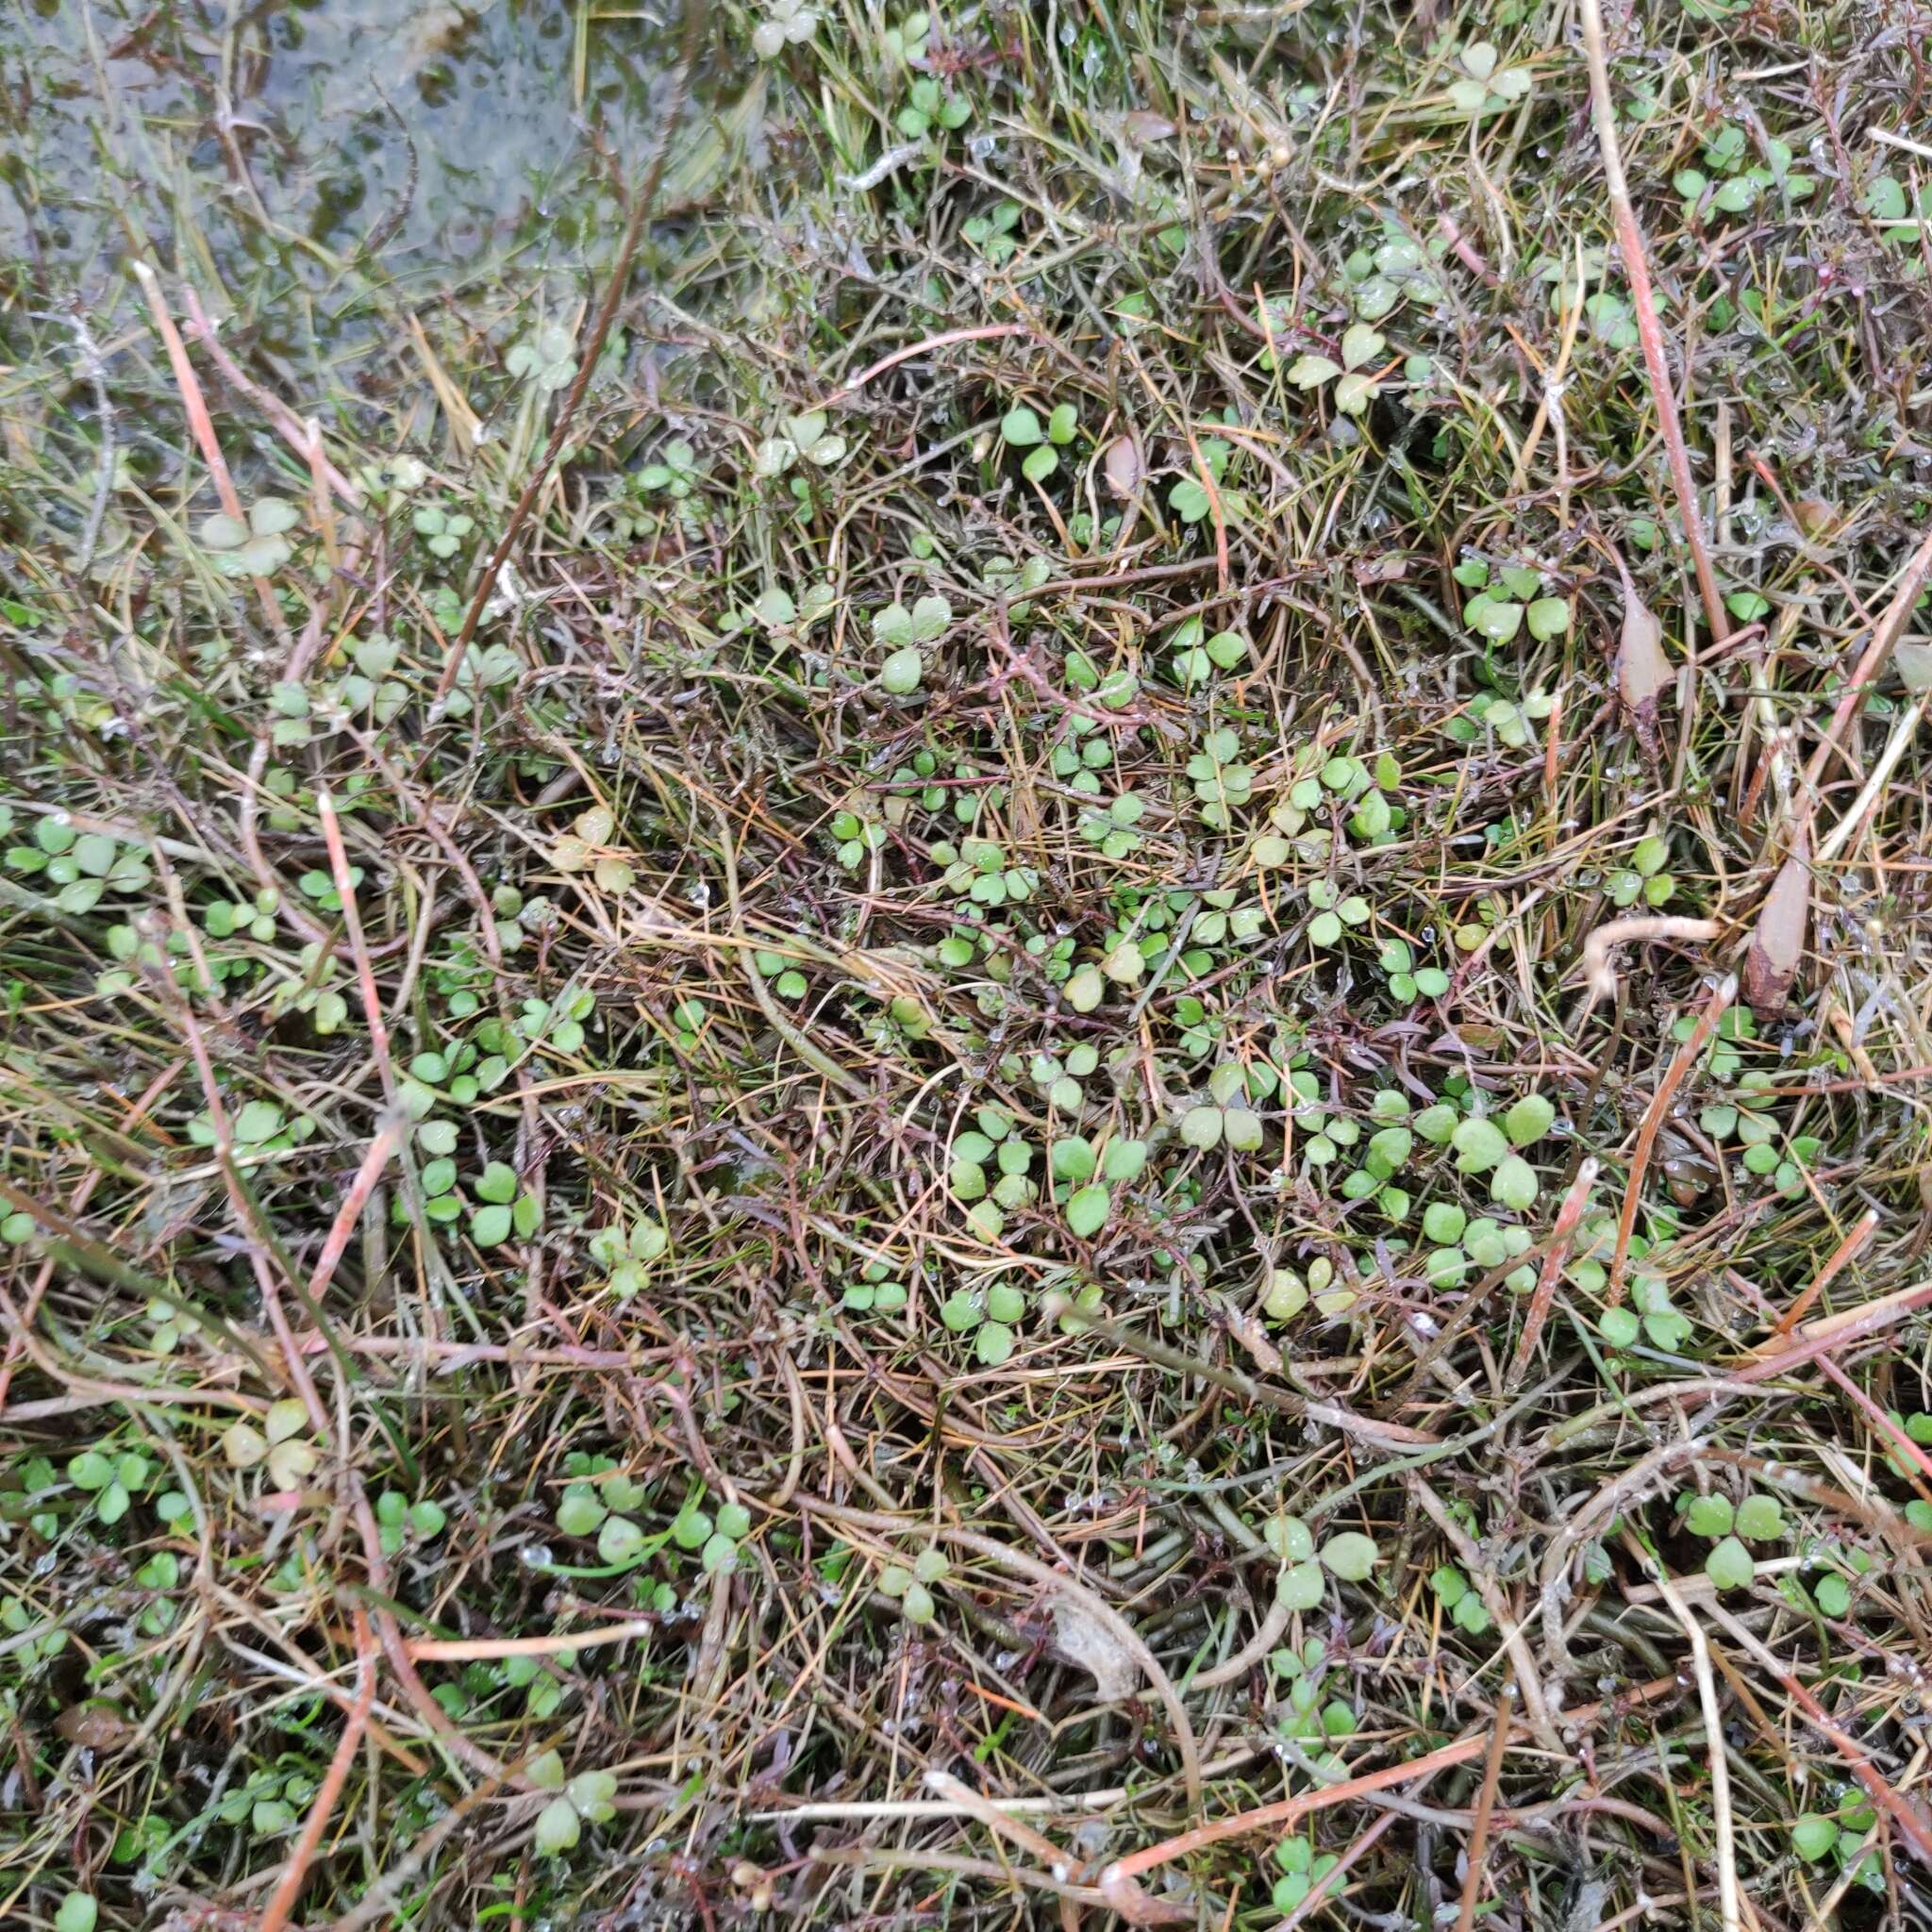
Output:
top-left (5, 0), bottom-right (1932, 1926)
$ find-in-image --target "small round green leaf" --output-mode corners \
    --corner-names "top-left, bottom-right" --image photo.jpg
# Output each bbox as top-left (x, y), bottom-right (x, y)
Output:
top-left (1001, 406), bottom-right (1043, 446)
top-left (975, 1321), bottom-right (1015, 1365)
top-left (1684, 1494), bottom-right (1733, 1539)
top-left (1320, 1532), bottom-right (1380, 1582)
top-left (1490, 1155), bottom-right (1539, 1212)
top-left (535, 1795), bottom-right (581, 1855)
top-left (1704, 1536), bottom-right (1754, 1591)
top-left (1792, 1814), bottom-right (1839, 1861)
top-left (597, 1515), bottom-right (644, 1564)
top-left (1065, 965), bottom-right (1105, 1012)
top-left (1277, 1560), bottom-right (1325, 1610)
top-left (56, 1898), bottom-right (98, 1932)
top-left (879, 647), bottom-right (924, 694)
top-left (1452, 1116), bottom-right (1509, 1172)
top-left (471, 1204), bottom-right (513, 1247)
top-left (1065, 1184), bottom-right (1111, 1239)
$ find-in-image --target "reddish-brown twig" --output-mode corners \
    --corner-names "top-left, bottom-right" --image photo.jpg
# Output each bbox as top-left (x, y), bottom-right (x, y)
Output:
top-left (1097, 1675), bottom-right (1678, 1901)
top-left (179, 282), bottom-right (360, 505)
top-left (1815, 1356), bottom-right (1932, 1487)
top-left (258, 1607), bottom-right (376, 1932)
top-left (1507, 1156), bottom-right (1599, 1390)
top-left (1740, 1276), bottom-right (1932, 1370)
top-left (130, 262), bottom-right (245, 521)
top-left (1576, 0), bottom-right (1728, 649)
top-left (130, 261), bottom-right (287, 640)
top-left (316, 789), bottom-right (398, 1110)
top-left (436, 0), bottom-right (708, 703)
top-left (1799, 524), bottom-right (1932, 798)
top-left (814, 324), bottom-right (1036, 408)
top-left (1769, 1207), bottom-right (1877, 1338)
top-left (1607, 974), bottom-right (1735, 1306)
top-left (303, 1114), bottom-right (406, 1307)
top-left (1704, 1599), bottom-right (1932, 1870)
top-left (1452, 1684), bottom-right (1515, 1932)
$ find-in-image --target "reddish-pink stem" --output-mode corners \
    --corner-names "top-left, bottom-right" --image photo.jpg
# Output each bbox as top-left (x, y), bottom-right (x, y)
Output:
top-left (1577, 0), bottom-right (1729, 648)
top-left (258, 1609), bottom-right (376, 1932)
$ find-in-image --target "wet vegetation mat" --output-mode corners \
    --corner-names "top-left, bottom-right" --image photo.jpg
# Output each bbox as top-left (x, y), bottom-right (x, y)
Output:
top-left (5, 0), bottom-right (1932, 1925)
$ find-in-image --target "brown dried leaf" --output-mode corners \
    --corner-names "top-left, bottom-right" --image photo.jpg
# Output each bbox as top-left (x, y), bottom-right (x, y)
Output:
top-left (1215, 1291), bottom-right (1282, 1374)
top-left (1098, 1867), bottom-right (1195, 1925)
top-left (57, 1700), bottom-right (139, 1750)
top-left (1743, 834), bottom-right (1810, 1014)
top-left (1104, 435), bottom-right (1143, 499)
top-left (1576, 915), bottom-right (1720, 1020)
top-left (1050, 1595), bottom-right (1140, 1700)
top-left (1616, 580), bottom-right (1672, 754)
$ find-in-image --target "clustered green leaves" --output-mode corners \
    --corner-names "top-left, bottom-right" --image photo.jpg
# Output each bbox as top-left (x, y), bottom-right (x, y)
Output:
top-left (1679, 1489), bottom-right (1786, 1591)
top-left (1262, 1512), bottom-right (1384, 1610)
top-left (875, 1545), bottom-right (951, 1624)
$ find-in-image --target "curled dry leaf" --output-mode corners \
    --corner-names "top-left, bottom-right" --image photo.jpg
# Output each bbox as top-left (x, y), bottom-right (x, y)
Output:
top-left (1615, 575), bottom-right (1672, 755)
top-left (1050, 1594), bottom-right (1141, 1700)
top-left (267, 1437), bottom-right (319, 1489)
top-left (1216, 1291), bottom-right (1283, 1374)
top-left (1895, 639), bottom-right (1932, 693)
top-left (58, 1700), bottom-right (139, 1750)
top-left (1743, 831), bottom-right (1810, 1015)
top-left (1104, 435), bottom-right (1144, 499)
top-left (1097, 1865), bottom-right (1194, 1926)
top-left (1574, 915), bottom-right (1720, 1025)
